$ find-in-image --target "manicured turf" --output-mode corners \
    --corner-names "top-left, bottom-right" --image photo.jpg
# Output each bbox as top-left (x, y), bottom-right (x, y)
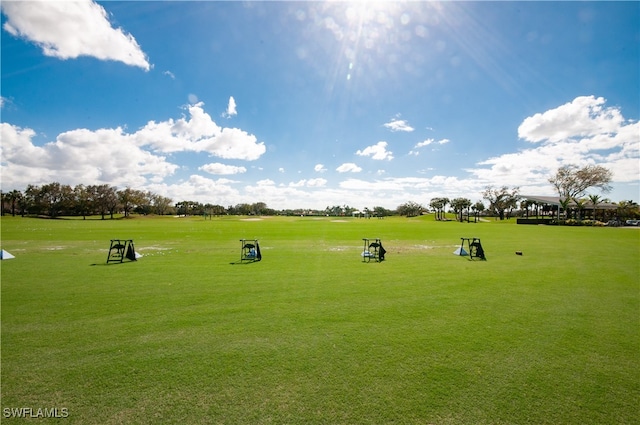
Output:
top-left (1, 215), bottom-right (638, 424)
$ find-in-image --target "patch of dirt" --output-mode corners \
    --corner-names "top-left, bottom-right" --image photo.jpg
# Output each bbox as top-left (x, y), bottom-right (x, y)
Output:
top-left (327, 246), bottom-right (356, 252)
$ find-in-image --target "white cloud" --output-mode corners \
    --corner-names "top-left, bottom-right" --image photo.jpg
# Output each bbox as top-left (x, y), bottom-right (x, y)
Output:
top-left (414, 138), bottom-right (450, 149)
top-left (1, 0), bottom-right (151, 70)
top-left (196, 127), bottom-right (265, 160)
top-left (163, 70), bottom-right (175, 79)
top-left (410, 138), bottom-right (450, 155)
top-left (199, 163), bottom-right (247, 175)
top-left (356, 141), bottom-right (394, 160)
top-left (0, 102), bottom-right (266, 191)
top-left (467, 96), bottom-right (640, 189)
top-left (0, 122), bottom-right (177, 189)
top-left (289, 178), bottom-right (328, 188)
top-left (257, 179), bottom-right (275, 186)
top-left (307, 178), bottom-right (328, 187)
top-left (223, 96), bottom-right (237, 118)
top-left (336, 163), bottom-right (362, 173)
top-left (2, 96), bottom-right (636, 211)
top-left (383, 119), bottom-right (414, 132)
top-left (146, 175), bottom-right (240, 205)
top-left (415, 138), bottom-right (435, 148)
top-left (133, 102), bottom-right (266, 160)
top-left (518, 96), bottom-right (624, 144)
top-left (288, 180), bottom-right (307, 188)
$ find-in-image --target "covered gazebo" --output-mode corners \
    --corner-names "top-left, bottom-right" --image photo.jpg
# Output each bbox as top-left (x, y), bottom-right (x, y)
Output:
top-left (518, 195), bottom-right (617, 224)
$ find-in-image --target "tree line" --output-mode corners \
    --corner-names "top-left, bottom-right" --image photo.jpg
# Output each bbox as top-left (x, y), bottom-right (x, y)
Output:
top-left (397, 165), bottom-right (638, 222)
top-left (1, 183), bottom-right (174, 219)
top-left (0, 182), bottom-right (398, 219)
top-left (1, 165), bottom-right (636, 221)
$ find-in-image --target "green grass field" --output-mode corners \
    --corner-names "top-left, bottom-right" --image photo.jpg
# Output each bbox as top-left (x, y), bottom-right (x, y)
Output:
top-left (1, 215), bottom-right (638, 424)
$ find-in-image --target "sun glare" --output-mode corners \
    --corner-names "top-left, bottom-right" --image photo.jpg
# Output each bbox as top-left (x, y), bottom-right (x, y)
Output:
top-left (303, 1), bottom-right (448, 91)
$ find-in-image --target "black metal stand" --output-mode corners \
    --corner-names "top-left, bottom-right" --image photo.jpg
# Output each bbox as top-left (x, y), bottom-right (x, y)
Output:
top-left (240, 239), bottom-right (261, 262)
top-left (107, 239), bottom-right (137, 263)
top-left (362, 238), bottom-right (385, 262)
top-left (460, 237), bottom-right (486, 260)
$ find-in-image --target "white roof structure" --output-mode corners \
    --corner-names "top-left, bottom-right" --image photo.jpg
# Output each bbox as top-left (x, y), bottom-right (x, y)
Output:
top-left (519, 195), bottom-right (618, 209)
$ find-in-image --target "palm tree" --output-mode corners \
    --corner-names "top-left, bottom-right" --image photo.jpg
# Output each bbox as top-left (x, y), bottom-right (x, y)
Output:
top-left (588, 194), bottom-right (601, 221)
top-left (573, 198), bottom-right (588, 221)
top-left (429, 197), bottom-right (450, 221)
top-left (520, 200), bottom-right (530, 218)
top-left (559, 197), bottom-right (571, 220)
top-left (451, 197), bottom-right (472, 222)
top-left (7, 190), bottom-right (22, 216)
top-left (472, 201), bottom-right (485, 222)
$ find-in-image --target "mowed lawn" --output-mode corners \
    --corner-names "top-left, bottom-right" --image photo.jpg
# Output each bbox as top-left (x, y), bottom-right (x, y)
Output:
top-left (1, 215), bottom-right (638, 424)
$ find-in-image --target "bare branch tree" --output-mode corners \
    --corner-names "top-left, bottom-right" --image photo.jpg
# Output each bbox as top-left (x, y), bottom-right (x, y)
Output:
top-left (549, 165), bottom-right (612, 200)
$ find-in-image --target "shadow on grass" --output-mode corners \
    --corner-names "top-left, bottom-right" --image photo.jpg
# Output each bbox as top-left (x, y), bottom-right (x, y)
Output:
top-left (89, 261), bottom-right (138, 266)
top-left (229, 260), bottom-right (261, 265)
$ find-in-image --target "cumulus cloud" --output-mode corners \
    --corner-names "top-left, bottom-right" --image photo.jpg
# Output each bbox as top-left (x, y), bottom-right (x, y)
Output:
top-left (336, 163), bottom-right (362, 173)
top-left (133, 102), bottom-right (266, 160)
top-left (314, 163), bottom-right (327, 172)
top-left (383, 118), bottom-right (414, 132)
top-left (199, 163), bottom-right (247, 175)
top-left (0, 102), bottom-right (266, 190)
top-left (146, 175), bottom-right (240, 206)
top-left (518, 96), bottom-right (625, 143)
top-left (467, 95), bottom-right (640, 189)
top-left (1, 0), bottom-right (151, 70)
top-left (0, 122), bottom-right (177, 189)
top-left (356, 141), bottom-right (394, 160)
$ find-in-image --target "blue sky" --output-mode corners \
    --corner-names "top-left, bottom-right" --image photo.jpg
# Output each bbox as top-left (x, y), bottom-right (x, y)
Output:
top-left (1, 1), bottom-right (638, 210)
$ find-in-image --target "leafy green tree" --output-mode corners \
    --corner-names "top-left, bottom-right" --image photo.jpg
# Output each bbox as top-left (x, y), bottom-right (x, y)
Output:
top-left (617, 200), bottom-right (640, 221)
top-left (482, 186), bottom-right (519, 220)
top-left (73, 185), bottom-right (92, 219)
top-left (118, 187), bottom-right (145, 217)
top-left (92, 185), bottom-right (118, 219)
top-left (152, 195), bottom-right (174, 215)
top-left (251, 202), bottom-right (268, 215)
top-left (40, 182), bottom-right (73, 218)
top-left (397, 201), bottom-right (424, 217)
top-left (373, 206), bottom-right (392, 217)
